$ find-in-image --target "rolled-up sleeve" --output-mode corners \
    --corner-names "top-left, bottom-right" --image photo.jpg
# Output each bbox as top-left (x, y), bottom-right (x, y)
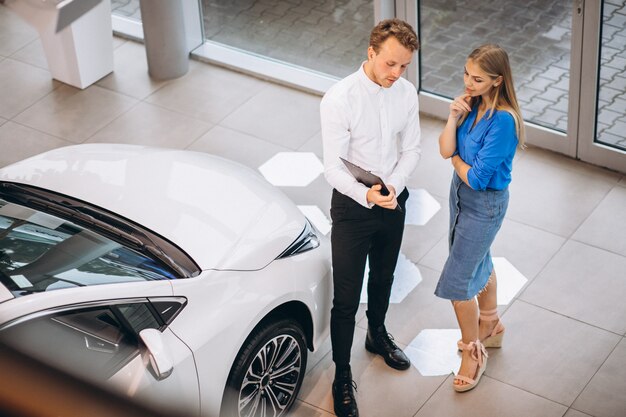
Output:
top-left (387, 89), bottom-right (421, 193)
top-left (467, 112), bottom-right (518, 190)
top-left (321, 95), bottom-right (372, 207)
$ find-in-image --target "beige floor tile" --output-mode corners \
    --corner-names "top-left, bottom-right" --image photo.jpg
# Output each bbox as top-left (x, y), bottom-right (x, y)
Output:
top-left (414, 375), bottom-right (567, 417)
top-left (487, 300), bottom-right (620, 405)
top-left (278, 175), bottom-right (333, 217)
top-left (407, 124), bottom-right (455, 200)
top-left (112, 35), bottom-right (127, 50)
top-left (298, 327), bottom-right (446, 417)
top-left (97, 40), bottom-right (170, 100)
top-left (145, 60), bottom-right (268, 124)
top-left (0, 8), bottom-right (38, 57)
top-left (87, 102), bottom-right (212, 149)
top-left (418, 233), bottom-right (448, 273)
top-left (188, 125), bottom-right (290, 170)
top-left (306, 335), bottom-right (332, 374)
top-left (14, 84), bottom-right (137, 143)
top-left (298, 131), bottom-right (323, 160)
top-left (420, 114), bottom-right (445, 132)
top-left (507, 153), bottom-right (617, 237)
top-left (9, 38), bottom-right (48, 70)
top-left (564, 410), bottom-right (594, 417)
top-left (220, 83), bottom-right (321, 149)
top-left (401, 193), bottom-right (449, 265)
top-left (287, 400), bottom-right (334, 417)
top-left (369, 265), bottom-right (459, 347)
top-left (572, 337), bottom-right (626, 417)
top-left (572, 186), bottom-right (626, 256)
top-left (0, 58), bottom-right (58, 119)
top-left (520, 240), bottom-right (626, 334)
top-left (523, 146), bottom-right (622, 183)
top-left (0, 121), bottom-right (73, 168)
top-left (492, 218), bottom-right (566, 280)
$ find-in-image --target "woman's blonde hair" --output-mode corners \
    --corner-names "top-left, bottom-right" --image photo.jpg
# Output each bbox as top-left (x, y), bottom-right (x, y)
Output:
top-left (460, 44), bottom-right (526, 147)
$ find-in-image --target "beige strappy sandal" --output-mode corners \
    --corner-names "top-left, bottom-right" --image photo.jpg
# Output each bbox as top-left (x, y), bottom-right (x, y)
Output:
top-left (454, 339), bottom-right (488, 393)
top-left (457, 308), bottom-right (505, 351)
top-left (480, 308), bottom-right (505, 348)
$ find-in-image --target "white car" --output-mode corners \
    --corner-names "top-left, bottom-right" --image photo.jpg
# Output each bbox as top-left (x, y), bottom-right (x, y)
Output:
top-left (0, 144), bottom-right (331, 417)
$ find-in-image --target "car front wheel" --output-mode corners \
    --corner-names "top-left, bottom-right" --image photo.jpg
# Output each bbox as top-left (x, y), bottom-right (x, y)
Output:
top-left (222, 319), bottom-right (308, 417)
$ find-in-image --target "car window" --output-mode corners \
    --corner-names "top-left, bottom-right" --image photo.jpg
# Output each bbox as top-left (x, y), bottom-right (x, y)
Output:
top-left (0, 302), bottom-right (161, 380)
top-left (0, 199), bottom-right (176, 297)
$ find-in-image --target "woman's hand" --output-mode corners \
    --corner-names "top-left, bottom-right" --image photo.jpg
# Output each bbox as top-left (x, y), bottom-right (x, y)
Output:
top-left (440, 94), bottom-right (471, 159)
top-left (450, 93), bottom-right (472, 120)
top-left (451, 155), bottom-right (472, 187)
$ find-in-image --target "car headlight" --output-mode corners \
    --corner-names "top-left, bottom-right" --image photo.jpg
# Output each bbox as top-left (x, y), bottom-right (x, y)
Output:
top-left (277, 218), bottom-right (320, 259)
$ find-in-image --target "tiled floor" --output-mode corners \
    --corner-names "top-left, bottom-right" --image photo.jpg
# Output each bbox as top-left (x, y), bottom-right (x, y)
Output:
top-left (2, 9), bottom-right (626, 417)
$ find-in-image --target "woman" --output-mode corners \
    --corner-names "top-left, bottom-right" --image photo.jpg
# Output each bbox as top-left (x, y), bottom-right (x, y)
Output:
top-left (436, 44), bottom-right (525, 392)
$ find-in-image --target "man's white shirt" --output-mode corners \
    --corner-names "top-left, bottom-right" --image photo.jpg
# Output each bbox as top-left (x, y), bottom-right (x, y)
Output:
top-left (320, 63), bottom-right (421, 208)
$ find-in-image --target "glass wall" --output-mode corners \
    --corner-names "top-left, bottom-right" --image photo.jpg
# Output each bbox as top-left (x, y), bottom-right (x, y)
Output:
top-left (595, 0), bottom-right (626, 151)
top-left (419, 0), bottom-right (572, 133)
top-left (202, 0), bottom-right (373, 78)
top-left (111, 0), bottom-right (141, 21)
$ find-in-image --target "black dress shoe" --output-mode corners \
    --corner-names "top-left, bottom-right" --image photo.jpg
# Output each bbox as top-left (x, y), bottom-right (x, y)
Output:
top-left (365, 325), bottom-right (411, 370)
top-left (332, 369), bottom-right (359, 417)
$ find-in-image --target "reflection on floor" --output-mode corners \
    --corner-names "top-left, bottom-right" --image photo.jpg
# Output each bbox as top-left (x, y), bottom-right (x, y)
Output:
top-left (258, 151), bottom-right (323, 187)
top-left (405, 188), bottom-right (441, 226)
top-left (405, 329), bottom-right (462, 377)
top-left (492, 257), bottom-right (528, 306)
top-left (361, 253), bottom-right (423, 304)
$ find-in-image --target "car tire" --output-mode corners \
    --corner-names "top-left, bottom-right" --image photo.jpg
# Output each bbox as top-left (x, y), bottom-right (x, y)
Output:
top-left (221, 319), bottom-right (308, 417)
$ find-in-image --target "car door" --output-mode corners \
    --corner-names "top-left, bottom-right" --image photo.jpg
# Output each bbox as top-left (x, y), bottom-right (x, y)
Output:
top-left (0, 297), bottom-right (200, 417)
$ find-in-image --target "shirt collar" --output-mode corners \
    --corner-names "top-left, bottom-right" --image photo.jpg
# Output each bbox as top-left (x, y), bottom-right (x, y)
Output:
top-left (357, 62), bottom-right (383, 94)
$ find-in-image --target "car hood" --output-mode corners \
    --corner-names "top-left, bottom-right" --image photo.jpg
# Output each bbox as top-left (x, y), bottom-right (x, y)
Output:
top-left (0, 144), bottom-right (304, 271)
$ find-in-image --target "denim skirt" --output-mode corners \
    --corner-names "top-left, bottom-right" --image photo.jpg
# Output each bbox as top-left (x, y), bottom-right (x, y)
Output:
top-left (434, 173), bottom-right (509, 300)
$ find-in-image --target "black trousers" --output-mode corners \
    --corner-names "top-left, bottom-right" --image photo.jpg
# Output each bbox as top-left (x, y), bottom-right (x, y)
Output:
top-left (329, 188), bottom-right (409, 367)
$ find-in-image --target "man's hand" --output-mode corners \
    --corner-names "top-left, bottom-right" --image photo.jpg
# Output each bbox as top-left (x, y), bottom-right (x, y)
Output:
top-left (366, 184), bottom-right (398, 210)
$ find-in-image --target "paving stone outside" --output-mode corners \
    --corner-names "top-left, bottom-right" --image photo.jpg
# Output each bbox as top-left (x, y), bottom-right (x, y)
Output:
top-left (111, 0), bottom-right (625, 150)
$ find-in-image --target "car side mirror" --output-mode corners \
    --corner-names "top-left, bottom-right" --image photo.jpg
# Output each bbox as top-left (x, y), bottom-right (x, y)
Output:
top-left (139, 328), bottom-right (173, 380)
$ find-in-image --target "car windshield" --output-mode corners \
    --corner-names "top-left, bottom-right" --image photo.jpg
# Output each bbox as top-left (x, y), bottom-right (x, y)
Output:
top-left (0, 198), bottom-right (176, 297)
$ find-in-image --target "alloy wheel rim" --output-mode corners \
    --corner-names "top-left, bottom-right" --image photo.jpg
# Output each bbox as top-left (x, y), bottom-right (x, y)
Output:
top-left (238, 334), bottom-right (302, 417)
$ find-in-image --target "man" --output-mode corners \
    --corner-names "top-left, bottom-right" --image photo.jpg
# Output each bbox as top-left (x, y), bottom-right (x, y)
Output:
top-left (320, 18), bottom-right (421, 417)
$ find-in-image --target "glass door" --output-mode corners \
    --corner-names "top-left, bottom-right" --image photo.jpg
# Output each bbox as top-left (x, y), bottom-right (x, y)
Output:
top-left (411, 0), bottom-right (577, 156)
top-left (196, 0), bottom-right (380, 93)
top-left (110, 0), bottom-right (203, 54)
top-left (577, 0), bottom-right (626, 172)
top-left (410, 0), bottom-right (625, 172)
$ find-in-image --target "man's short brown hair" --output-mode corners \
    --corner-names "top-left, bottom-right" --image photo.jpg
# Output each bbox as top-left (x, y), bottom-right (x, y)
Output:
top-left (369, 18), bottom-right (419, 52)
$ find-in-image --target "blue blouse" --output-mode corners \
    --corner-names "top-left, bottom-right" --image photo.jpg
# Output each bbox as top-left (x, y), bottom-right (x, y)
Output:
top-left (457, 105), bottom-right (518, 191)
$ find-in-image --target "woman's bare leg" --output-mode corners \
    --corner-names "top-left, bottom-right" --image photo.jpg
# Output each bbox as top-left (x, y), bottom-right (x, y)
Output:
top-left (476, 270), bottom-right (503, 340)
top-left (453, 298), bottom-right (479, 387)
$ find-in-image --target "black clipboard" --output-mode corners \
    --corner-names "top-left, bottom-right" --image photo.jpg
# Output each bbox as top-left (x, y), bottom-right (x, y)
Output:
top-left (340, 157), bottom-right (403, 212)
